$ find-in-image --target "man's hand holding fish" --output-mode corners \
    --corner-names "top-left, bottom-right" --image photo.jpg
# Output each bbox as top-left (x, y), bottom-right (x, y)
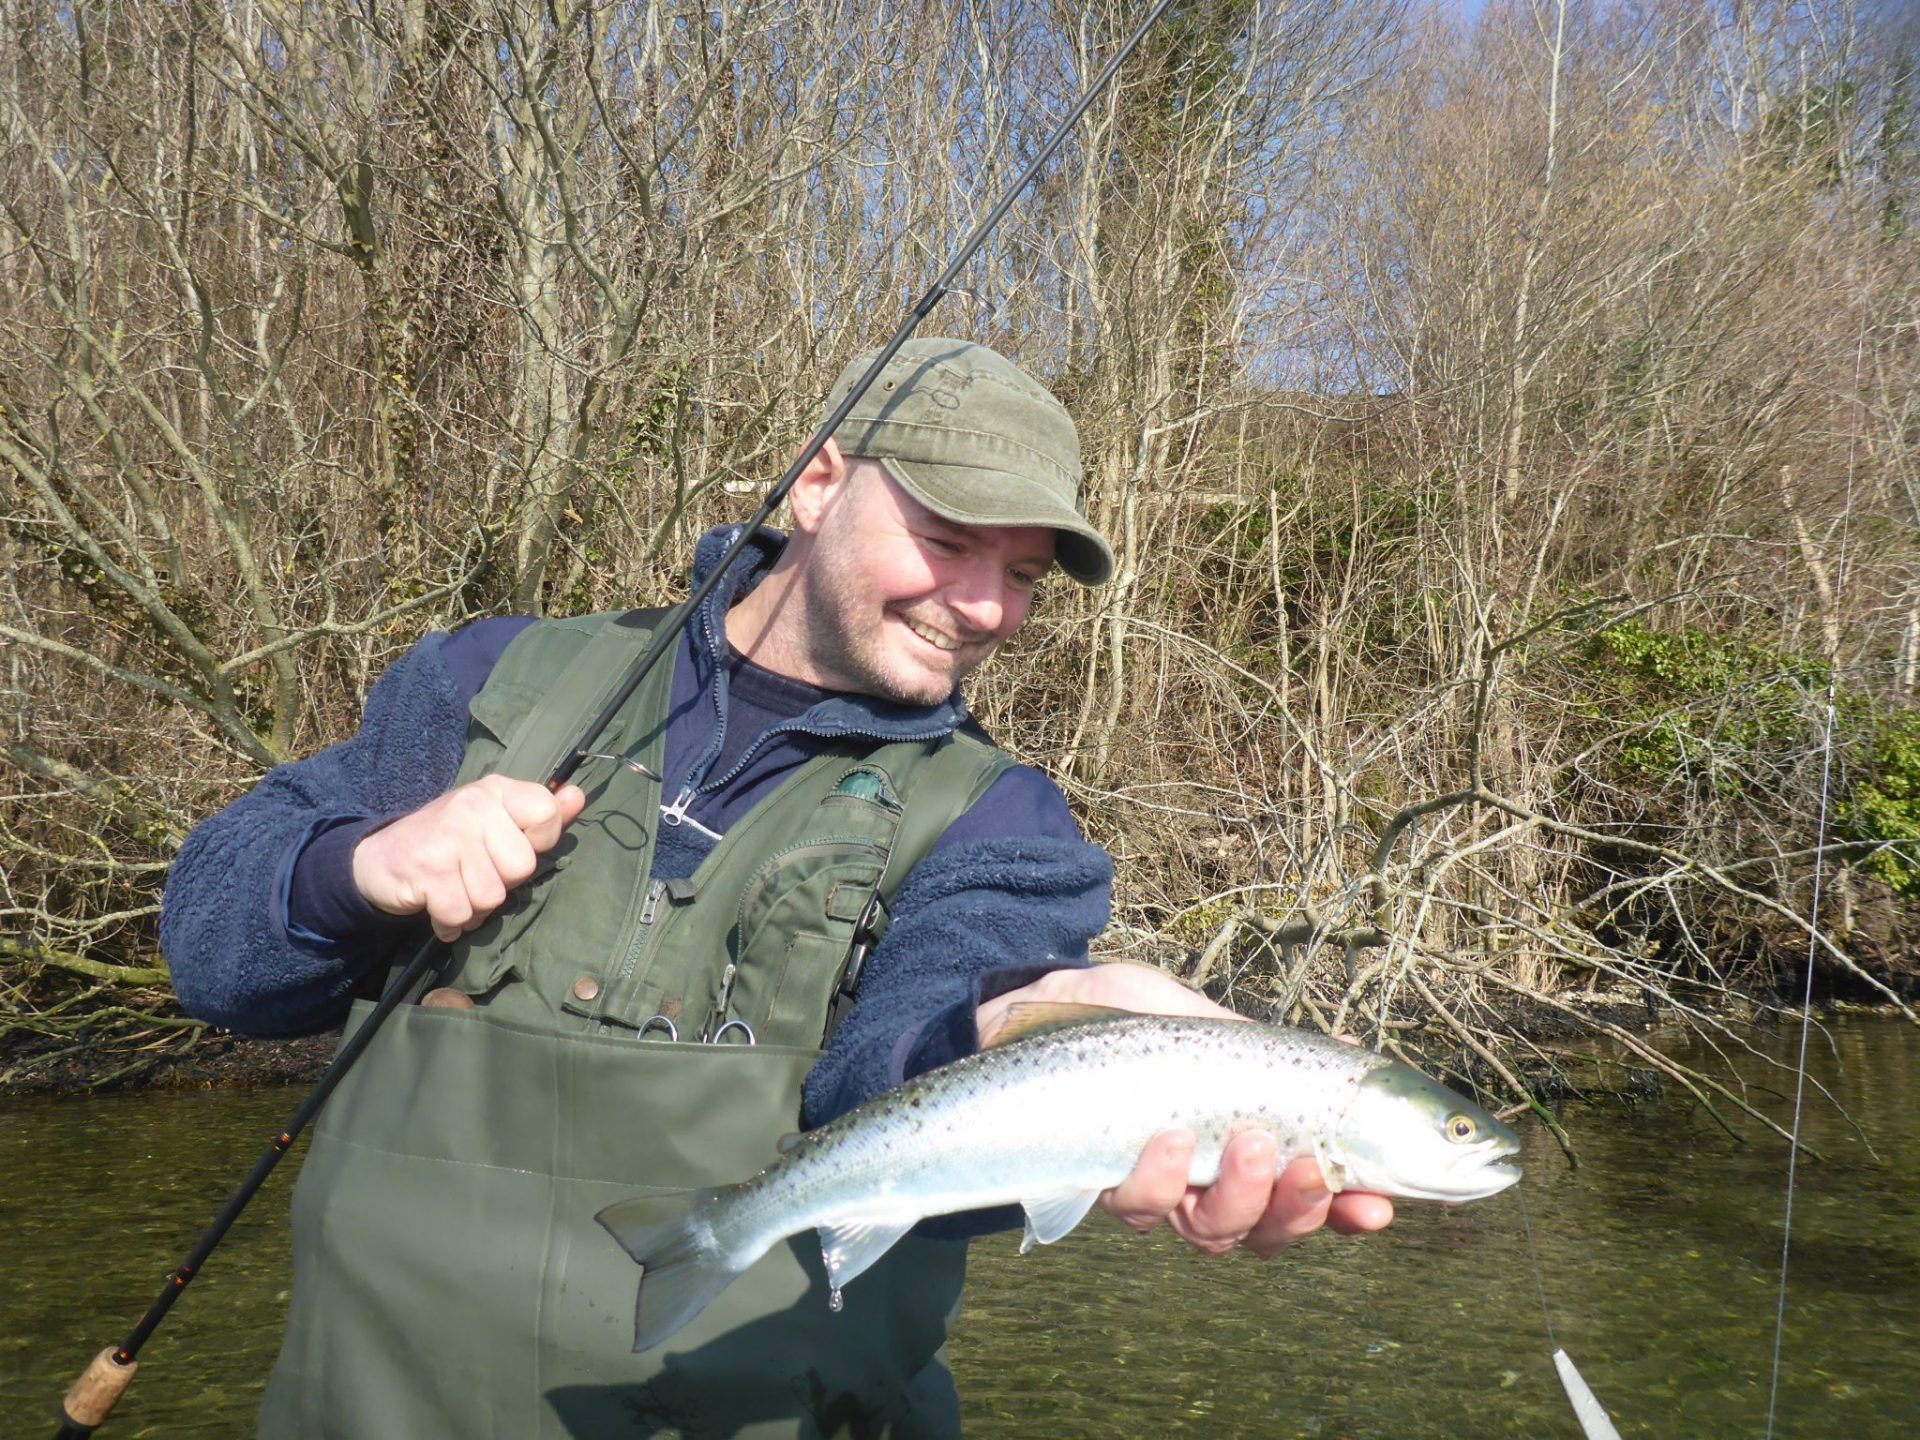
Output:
top-left (978, 961), bottom-right (1397, 1259)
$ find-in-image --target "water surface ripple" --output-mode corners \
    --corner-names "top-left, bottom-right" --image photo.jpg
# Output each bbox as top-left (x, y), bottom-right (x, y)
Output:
top-left (4, 1018), bottom-right (1913, 1437)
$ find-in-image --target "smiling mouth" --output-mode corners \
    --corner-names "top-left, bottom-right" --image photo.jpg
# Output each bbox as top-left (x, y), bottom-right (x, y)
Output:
top-left (903, 616), bottom-right (964, 653)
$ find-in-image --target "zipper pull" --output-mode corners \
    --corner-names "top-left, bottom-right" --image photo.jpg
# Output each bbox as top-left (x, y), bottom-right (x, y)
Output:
top-left (702, 963), bottom-right (740, 1042)
top-left (637, 878), bottom-right (667, 926)
top-left (659, 786), bottom-right (723, 841)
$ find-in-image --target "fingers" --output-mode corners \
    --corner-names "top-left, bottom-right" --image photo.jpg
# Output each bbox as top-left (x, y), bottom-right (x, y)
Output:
top-left (353, 777), bottom-right (586, 934)
top-left (424, 852), bottom-right (481, 943)
top-left (552, 782), bottom-right (588, 826)
top-left (459, 837), bottom-right (508, 920)
top-left (1173, 1130), bottom-right (1280, 1255)
top-left (1326, 1189), bottom-right (1395, 1236)
top-left (1099, 1130), bottom-right (1196, 1233)
top-left (1242, 1155), bottom-right (1336, 1258)
top-left (1102, 1136), bottom-right (1397, 1262)
top-left (489, 777), bottom-right (582, 852)
top-left (479, 803), bottom-right (539, 891)
top-left (1238, 1157), bottom-right (1396, 1257)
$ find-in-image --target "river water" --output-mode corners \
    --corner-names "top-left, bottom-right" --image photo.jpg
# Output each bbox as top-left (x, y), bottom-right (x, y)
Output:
top-left (3, 1016), bottom-right (1914, 1438)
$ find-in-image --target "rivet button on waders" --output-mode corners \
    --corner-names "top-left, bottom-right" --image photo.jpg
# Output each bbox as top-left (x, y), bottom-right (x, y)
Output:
top-left (571, 976), bottom-right (601, 1002)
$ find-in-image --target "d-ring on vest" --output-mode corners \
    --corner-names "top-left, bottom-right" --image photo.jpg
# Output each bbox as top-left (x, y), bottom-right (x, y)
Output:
top-left (260, 609), bottom-right (1012, 1439)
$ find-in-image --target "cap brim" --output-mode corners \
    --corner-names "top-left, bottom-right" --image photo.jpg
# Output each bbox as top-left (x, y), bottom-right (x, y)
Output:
top-left (879, 457), bottom-right (1116, 585)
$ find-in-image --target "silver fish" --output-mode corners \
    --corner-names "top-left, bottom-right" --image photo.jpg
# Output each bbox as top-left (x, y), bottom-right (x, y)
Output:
top-left (597, 1006), bottom-right (1522, 1351)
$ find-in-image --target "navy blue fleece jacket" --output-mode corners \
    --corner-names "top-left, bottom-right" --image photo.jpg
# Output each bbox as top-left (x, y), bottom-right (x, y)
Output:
top-left (159, 526), bottom-right (1109, 1140)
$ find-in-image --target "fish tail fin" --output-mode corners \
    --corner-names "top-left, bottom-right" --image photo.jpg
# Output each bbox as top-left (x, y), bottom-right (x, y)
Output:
top-left (596, 1188), bottom-right (739, 1352)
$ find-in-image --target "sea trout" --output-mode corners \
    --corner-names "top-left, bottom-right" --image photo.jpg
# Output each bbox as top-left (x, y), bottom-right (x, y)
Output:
top-left (597, 1005), bottom-right (1522, 1352)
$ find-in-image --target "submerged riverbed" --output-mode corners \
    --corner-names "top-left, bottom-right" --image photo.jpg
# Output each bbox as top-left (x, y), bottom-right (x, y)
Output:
top-left (4, 1016), bottom-right (1914, 1437)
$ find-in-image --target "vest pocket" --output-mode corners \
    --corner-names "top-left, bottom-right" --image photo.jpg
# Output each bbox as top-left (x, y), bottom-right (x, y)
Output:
top-left (442, 852), bottom-right (569, 999)
top-left (464, 679), bottom-right (552, 759)
top-left (732, 841), bottom-right (885, 1046)
top-left (760, 930), bottom-right (858, 1046)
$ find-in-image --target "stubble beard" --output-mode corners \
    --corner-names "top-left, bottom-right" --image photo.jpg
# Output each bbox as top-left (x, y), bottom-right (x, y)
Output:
top-left (803, 536), bottom-right (986, 707)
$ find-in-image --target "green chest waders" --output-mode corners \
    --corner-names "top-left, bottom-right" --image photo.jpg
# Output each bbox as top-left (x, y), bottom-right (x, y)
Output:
top-left (259, 612), bottom-right (1009, 1440)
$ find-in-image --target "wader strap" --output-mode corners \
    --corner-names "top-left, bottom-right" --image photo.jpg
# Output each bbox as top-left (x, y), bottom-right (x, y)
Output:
top-left (390, 606), bottom-right (677, 1002)
top-left (823, 737), bottom-right (1013, 1043)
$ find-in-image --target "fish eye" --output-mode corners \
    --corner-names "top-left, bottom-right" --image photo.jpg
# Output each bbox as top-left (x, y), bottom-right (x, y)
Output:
top-left (1445, 1113), bottom-right (1478, 1144)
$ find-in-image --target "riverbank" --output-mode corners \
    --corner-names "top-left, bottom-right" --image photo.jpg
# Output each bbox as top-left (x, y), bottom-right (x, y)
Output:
top-left (4, 972), bottom-right (1903, 1101)
top-left (0, 1024), bottom-right (341, 1098)
top-left (0, 976), bottom-right (1638, 1098)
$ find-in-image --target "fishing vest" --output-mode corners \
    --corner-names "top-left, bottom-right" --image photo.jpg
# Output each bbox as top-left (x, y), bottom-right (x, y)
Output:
top-left (260, 608), bottom-right (1013, 1440)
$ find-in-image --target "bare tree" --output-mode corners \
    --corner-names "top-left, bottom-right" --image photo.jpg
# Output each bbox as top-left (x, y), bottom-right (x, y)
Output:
top-left (3, 0), bottom-right (1914, 1103)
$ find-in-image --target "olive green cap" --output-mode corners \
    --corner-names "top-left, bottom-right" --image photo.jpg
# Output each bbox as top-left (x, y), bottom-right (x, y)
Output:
top-left (824, 337), bottom-right (1115, 585)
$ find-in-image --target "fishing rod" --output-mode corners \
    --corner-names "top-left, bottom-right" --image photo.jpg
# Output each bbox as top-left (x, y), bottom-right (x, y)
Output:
top-left (49, 4), bottom-right (1175, 1435)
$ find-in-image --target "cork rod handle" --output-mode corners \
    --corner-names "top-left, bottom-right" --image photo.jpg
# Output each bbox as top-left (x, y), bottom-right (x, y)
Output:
top-left (58, 1348), bottom-right (137, 1435)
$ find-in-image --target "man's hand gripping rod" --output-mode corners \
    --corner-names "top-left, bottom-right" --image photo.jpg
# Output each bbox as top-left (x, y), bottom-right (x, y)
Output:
top-left (50, 4), bottom-right (1175, 1435)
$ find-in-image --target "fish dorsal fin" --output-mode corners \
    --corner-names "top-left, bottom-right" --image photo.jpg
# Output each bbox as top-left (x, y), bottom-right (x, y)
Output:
top-left (985, 1001), bottom-right (1136, 1048)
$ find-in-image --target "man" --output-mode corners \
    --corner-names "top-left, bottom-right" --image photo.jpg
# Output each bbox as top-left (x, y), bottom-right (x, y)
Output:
top-left (161, 339), bottom-right (1390, 1438)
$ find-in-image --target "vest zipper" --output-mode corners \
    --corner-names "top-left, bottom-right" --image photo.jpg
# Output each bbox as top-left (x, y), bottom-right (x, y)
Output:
top-left (613, 878), bottom-right (670, 989)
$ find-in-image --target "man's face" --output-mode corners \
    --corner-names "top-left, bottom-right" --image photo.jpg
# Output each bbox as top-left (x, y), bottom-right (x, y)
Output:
top-left (802, 463), bottom-right (1056, 705)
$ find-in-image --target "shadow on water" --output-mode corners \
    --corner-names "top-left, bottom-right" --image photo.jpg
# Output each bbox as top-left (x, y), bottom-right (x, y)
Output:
top-left (544, 1323), bottom-right (927, 1440)
top-left (544, 1234), bottom-right (953, 1440)
top-left (4, 1017), bottom-right (1917, 1437)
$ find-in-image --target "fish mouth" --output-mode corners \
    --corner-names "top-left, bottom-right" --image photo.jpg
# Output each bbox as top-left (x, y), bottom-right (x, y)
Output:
top-left (1469, 1149), bottom-right (1524, 1196)
top-left (1426, 1142), bottom-right (1524, 1202)
top-left (1342, 1139), bottom-right (1523, 1202)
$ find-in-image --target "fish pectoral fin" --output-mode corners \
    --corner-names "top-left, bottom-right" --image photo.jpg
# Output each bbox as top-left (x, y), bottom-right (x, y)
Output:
top-left (817, 1215), bottom-right (917, 1290)
top-left (1018, 1187), bottom-right (1103, 1254)
top-left (1308, 1137), bottom-right (1348, 1194)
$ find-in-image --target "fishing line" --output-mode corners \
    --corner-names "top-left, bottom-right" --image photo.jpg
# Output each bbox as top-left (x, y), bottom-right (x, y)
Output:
top-left (1762, 326), bottom-right (1865, 1440)
top-left (1514, 1182), bottom-right (1557, 1352)
top-left (1515, 1163), bottom-right (1623, 1440)
top-left (1762, 684), bottom-right (1832, 1440)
